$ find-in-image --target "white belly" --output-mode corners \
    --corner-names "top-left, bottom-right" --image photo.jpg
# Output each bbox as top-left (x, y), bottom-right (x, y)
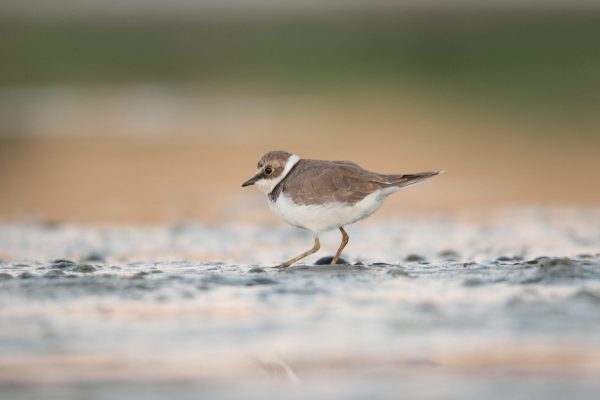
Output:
top-left (268, 189), bottom-right (396, 233)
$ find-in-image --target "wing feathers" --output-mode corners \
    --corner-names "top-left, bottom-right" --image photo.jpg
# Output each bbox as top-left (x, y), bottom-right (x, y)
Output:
top-left (384, 170), bottom-right (443, 188)
top-left (282, 159), bottom-right (442, 205)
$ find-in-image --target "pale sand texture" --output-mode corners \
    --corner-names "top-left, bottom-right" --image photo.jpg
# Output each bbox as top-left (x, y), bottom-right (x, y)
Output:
top-left (1, 208), bottom-right (600, 398)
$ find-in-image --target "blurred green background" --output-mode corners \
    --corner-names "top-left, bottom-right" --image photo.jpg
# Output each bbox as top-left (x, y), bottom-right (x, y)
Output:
top-left (0, 1), bottom-right (599, 223)
top-left (2, 11), bottom-right (600, 116)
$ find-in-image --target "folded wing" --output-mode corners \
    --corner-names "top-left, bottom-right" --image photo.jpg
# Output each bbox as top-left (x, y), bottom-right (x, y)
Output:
top-left (281, 159), bottom-right (442, 205)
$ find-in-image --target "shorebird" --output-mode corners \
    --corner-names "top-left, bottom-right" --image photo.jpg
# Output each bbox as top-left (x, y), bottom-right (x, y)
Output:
top-left (242, 151), bottom-right (442, 268)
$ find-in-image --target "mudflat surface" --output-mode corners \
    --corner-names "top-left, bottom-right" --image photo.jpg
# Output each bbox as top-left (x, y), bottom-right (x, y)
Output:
top-left (1, 208), bottom-right (600, 399)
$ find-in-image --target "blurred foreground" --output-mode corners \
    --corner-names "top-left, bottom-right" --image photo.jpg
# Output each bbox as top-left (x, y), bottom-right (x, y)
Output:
top-left (1, 208), bottom-right (600, 399)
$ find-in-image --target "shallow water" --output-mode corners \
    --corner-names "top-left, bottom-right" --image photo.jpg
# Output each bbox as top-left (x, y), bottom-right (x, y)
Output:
top-left (1, 208), bottom-right (600, 399)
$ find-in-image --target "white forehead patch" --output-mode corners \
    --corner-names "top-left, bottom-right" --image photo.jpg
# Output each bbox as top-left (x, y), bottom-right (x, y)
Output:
top-left (255, 154), bottom-right (300, 194)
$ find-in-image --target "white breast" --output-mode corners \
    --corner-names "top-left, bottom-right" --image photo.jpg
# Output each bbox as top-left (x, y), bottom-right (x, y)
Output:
top-left (268, 188), bottom-right (397, 233)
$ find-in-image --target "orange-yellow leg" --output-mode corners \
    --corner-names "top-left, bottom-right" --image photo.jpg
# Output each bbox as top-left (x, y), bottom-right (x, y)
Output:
top-left (277, 236), bottom-right (320, 268)
top-left (331, 227), bottom-right (349, 264)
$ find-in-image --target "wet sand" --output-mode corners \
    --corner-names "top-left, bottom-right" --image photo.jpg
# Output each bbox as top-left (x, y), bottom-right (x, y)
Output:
top-left (1, 208), bottom-right (600, 399)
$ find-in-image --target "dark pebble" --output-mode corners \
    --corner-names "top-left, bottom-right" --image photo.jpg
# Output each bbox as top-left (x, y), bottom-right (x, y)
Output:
top-left (405, 254), bottom-right (426, 262)
top-left (371, 262), bottom-right (395, 267)
top-left (44, 269), bottom-right (66, 278)
top-left (19, 272), bottom-right (35, 279)
top-left (518, 276), bottom-right (543, 284)
top-left (51, 259), bottom-right (76, 265)
top-left (0, 272), bottom-right (14, 281)
top-left (496, 256), bottom-right (513, 262)
top-left (81, 252), bottom-right (106, 263)
top-left (538, 257), bottom-right (578, 269)
top-left (248, 267), bottom-right (266, 273)
top-left (387, 268), bottom-right (410, 278)
top-left (247, 277), bottom-right (278, 286)
top-left (315, 256), bottom-right (349, 265)
top-left (73, 264), bottom-right (96, 273)
top-left (439, 250), bottom-right (460, 260)
top-left (133, 271), bottom-right (150, 278)
top-left (50, 260), bottom-right (77, 270)
top-left (526, 256), bottom-right (551, 265)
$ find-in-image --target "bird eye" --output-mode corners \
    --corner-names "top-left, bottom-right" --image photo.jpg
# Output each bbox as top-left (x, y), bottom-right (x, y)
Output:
top-left (264, 166), bottom-right (274, 175)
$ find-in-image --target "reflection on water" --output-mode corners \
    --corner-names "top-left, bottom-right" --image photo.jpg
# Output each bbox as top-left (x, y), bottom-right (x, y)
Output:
top-left (1, 208), bottom-right (600, 399)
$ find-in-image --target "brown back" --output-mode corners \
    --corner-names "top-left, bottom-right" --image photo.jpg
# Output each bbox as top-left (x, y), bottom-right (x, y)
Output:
top-left (270, 159), bottom-right (385, 205)
top-left (270, 159), bottom-right (441, 205)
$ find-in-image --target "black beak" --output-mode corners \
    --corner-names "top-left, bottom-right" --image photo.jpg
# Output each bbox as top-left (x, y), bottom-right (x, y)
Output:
top-left (242, 174), bottom-right (260, 187)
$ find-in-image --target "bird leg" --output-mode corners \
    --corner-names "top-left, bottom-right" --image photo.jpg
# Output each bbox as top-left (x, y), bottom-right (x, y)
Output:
top-left (277, 235), bottom-right (320, 268)
top-left (331, 227), bottom-right (349, 265)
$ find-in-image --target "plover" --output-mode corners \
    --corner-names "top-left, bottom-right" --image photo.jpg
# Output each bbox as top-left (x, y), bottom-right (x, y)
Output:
top-left (242, 150), bottom-right (442, 268)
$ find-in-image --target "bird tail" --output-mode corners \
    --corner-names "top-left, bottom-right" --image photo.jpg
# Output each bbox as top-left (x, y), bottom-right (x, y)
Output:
top-left (384, 170), bottom-right (444, 189)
